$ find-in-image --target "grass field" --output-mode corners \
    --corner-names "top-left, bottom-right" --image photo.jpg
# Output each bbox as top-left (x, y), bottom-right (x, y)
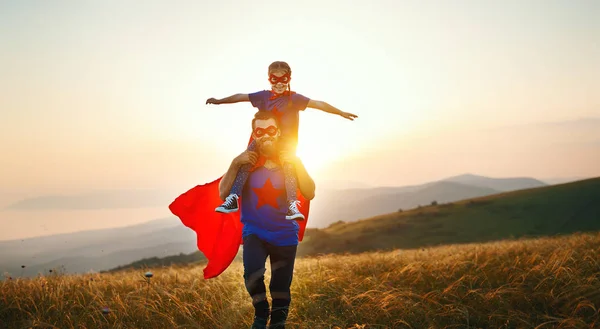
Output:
top-left (2, 231), bottom-right (599, 329)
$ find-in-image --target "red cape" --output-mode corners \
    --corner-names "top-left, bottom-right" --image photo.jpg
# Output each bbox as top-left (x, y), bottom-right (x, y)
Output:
top-left (168, 138), bottom-right (310, 279)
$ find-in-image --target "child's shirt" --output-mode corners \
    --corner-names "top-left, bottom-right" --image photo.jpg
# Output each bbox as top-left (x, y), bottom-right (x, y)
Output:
top-left (248, 91), bottom-right (310, 145)
top-left (240, 165), bottom-right (299, 246)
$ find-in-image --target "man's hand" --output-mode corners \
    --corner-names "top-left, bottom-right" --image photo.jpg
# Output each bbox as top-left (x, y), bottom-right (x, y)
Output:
top-left (234, 151), bottom-right (258, 167)
top-left (340, 111), bottom-right (358, 121)
top-left (206, 98), bottom-right (221, 105)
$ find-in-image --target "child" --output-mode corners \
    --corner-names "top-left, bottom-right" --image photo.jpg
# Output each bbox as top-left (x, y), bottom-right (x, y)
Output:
top-left (206, 61), bottom-right (357, 220)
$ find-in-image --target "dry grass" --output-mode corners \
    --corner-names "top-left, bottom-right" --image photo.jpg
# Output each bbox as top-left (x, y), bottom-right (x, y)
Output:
top-left (2, 232), bottom-right (600, 329)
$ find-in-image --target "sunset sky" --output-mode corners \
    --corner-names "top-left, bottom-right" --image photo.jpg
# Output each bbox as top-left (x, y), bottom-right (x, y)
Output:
top-left (1, 0), bottom-right (599, 239)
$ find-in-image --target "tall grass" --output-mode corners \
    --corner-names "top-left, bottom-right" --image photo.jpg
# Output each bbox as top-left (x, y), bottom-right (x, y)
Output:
top-left (2, 232), bottom-right (599, 328)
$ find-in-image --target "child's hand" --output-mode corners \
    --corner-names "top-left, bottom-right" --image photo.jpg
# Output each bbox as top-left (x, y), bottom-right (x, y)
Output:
top-left (235, 151), bottom-right (258, 166)
top-left (206, 98), bottom-right (220, 105)
top-left (340, 111), bottom-right (358, 121)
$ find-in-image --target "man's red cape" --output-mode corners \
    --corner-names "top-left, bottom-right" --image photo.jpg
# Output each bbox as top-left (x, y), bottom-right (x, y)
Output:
top-left (168, 136), bottom-right (310, 279)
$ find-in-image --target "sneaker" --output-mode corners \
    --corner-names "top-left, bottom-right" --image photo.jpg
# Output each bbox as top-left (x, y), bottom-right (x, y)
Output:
top-left (285, 200), bottom-right (304, 220)
top-left (268, 305), bottom-right (288, 329)
top-left (215, 194), bottom-right (239, 213)
top-left (250, 316), bottom-right (268, 329)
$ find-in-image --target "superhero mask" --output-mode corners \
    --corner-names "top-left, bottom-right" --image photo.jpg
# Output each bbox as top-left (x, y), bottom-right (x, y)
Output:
top-left (268, 73), bottom-right (291, 85)
top-left (253, 125), bottom-right (278, 138)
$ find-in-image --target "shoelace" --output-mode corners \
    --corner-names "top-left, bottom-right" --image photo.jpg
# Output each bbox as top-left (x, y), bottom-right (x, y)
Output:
top-left (223, 194), bottom-right (237, 207)
top-left (289, 200), bottom-right (301, 211)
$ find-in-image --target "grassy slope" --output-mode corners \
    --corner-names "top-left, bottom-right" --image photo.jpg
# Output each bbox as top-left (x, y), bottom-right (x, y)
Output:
top-left (298, 177), bottom-right (600, 256)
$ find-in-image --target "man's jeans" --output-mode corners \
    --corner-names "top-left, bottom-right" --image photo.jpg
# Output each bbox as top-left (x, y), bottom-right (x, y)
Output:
top-left (243, 234), bottom-right (297, 324)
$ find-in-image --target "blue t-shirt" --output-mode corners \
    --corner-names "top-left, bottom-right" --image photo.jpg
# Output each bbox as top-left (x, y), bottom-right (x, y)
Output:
top-left (240, 165), bottom-right (300, 246)
top-left (248, 90), bottom-right (310, 145)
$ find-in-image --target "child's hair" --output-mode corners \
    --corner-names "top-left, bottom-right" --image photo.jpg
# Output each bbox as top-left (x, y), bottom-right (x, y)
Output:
top-left (252, 110), bottom-right (280, 129)
top-left (268, 61), bottom-right (293, 106)
top-left (268, 61), bottom-right (291, 76)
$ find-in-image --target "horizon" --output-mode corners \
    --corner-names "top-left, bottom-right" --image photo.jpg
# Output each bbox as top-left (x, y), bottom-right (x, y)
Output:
top-left (1, 1), bottom-right (599, 240)
top-left (0, 173), bottom-right (595, 242)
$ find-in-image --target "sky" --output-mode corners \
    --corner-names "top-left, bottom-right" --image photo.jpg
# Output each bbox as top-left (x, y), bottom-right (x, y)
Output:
top-left (0, 0), bottom-right (599, 239)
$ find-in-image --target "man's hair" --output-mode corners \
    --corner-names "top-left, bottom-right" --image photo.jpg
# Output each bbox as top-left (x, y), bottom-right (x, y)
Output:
top-left (252, 111), bottom-right (279, 129)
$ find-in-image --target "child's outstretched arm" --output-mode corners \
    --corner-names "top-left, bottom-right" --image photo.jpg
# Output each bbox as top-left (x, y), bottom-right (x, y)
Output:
top-left (307, 100), bottom-right (358, 121)
top-left (206, 93), bottom-right (250, 105)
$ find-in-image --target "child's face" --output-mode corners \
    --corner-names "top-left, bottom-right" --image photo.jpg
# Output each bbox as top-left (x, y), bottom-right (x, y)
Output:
top-left (269, 70), bottom-right (290, 94)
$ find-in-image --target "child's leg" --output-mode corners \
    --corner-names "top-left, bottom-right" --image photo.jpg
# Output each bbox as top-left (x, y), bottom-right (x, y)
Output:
top-left (283, 162), bottom-right (298, 203)
top-left (230, 164), bottom-right (252, 197)
top-left (281, 141), bottom-right (305, 221)
top-left (231, 139), bottom-right (257, 195)
top-left (281, 141), bottom-right (298, 203)
top-left (215, 140), bottom-right (257, 213)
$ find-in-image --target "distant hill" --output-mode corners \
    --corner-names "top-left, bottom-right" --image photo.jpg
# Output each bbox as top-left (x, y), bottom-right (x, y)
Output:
top-left (297, 177), bottom-right (600, 256)
top-left (104, 249), bottom-right (246, 273)
top-left (0, 217), bottom-right (197, 278)
top-left (308, 173), bottom-right (547, 228)
top-left (541, 176), bottom-right (589, 185)
top-left (441, 173), bottom-right (546, 191)
top-left (309, 181), bottom-right (500, 229)
top-left (17, 241), bottom-right (198, 276)
top-left (104, 251), bottom-right (208, 273)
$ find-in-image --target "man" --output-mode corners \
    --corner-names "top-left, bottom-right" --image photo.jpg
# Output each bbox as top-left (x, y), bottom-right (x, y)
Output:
top-left (218, 110), bottom-right (316, 329)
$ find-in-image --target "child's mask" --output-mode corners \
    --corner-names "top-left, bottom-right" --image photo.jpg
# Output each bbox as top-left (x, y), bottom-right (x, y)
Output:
top-left (268, 73), bottom-right (291, 85)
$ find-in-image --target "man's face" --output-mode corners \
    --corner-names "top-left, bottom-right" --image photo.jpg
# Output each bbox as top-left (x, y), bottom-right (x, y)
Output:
top-left (269, 70), bottom-right (290, 95)
top-left (252, 118), bottom-right (280, 157)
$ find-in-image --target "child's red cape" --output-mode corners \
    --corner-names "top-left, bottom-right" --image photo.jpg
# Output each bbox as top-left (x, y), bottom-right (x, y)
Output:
top-left (168, 137), bottom-right (310, 279)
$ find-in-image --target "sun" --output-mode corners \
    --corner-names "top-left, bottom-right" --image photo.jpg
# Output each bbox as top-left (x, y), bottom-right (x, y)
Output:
top-left (294, 119), bottom-right (353, 172)
top-left (295, 142), bottom-right (328, 171)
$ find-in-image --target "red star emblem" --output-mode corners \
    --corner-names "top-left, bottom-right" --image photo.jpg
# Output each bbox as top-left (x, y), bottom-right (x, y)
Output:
top-left (252, 178), bottom-right (284, 209)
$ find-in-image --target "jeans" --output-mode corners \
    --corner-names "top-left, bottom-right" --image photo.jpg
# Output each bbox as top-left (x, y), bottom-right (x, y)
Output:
top-left (243, 234), bottom-right (297, 323)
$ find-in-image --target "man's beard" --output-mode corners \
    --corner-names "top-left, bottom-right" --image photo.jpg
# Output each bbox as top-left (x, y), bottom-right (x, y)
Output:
top-left (257, 138), bottom-right (277, 157)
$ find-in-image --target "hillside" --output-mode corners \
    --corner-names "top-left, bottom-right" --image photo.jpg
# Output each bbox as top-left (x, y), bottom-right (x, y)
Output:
top-left (309, 181), bottom-right (501, 228)
top-left (297, 177), bottom-right (600, 256)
